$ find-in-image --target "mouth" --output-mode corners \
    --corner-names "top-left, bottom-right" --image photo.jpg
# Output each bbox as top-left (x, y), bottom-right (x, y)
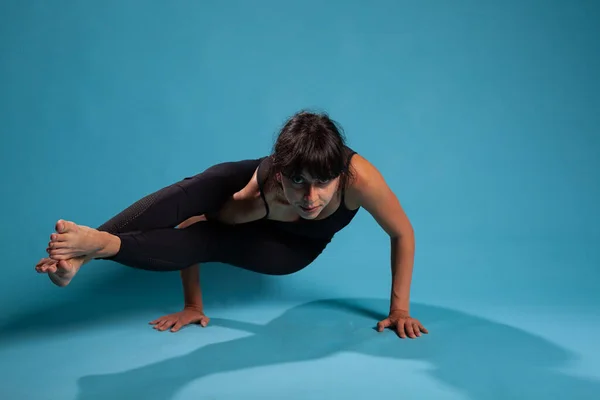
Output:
top-left (299, 205), bottom-right (320, 213)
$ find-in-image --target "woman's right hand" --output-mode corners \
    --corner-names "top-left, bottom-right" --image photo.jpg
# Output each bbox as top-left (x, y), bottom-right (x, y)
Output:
top-left (149, 306), bottom-right (210, 332)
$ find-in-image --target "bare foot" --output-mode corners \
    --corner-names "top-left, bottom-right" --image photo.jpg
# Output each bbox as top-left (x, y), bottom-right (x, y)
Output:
top-left (35, 255), bottom-right (88, 287)
top-left (47, 219), bottom-right (115, 260)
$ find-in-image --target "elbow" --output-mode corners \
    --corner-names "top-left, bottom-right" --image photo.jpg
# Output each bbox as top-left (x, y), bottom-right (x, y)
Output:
top-left (390, 220), bottom-right (414, 241)
top-left (390, 230), bottom-right (414, 244)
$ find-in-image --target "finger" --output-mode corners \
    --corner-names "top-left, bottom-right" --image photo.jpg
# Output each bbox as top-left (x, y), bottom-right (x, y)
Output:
top-left (152, 320), bottom-right (163, 328)
top-left (153, 319), bottom-right (168, 329)
top-left (413, 323), bottom-right (422, 337)
top-left (161, 320), bottom-right (176, 331)
top-left (200, 316), bottom-right (210, 327)
top-left (405, 322), bottom-right (416, 339)
top-left (419, 323), bottom-right (429, 334)
top-left (149, 317), bottom-right (163, 325)
top-left (396, 323), bottom-right (407, 339)
top-left (377, 318), bottom-right (391, 332)
top-left (157, 320), bottom-right (173, 331)
top-left (171, 320), bottom-right (183, 332)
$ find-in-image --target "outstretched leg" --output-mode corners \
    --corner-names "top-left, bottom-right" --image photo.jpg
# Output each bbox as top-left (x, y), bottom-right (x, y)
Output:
top-left (49, 218), bottom-right (328, 276)
top-left (38, 158), bottom-right (262, 285)
top-left (38, 215), bottom-right (207, 286)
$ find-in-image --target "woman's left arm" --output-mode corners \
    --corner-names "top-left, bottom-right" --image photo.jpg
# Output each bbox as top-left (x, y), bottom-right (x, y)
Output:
top-left (349, 155), bottom-right (428, 339)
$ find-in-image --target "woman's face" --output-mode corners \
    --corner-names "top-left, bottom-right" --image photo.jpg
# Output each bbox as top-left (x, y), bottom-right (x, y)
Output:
top-left (279, 170), bottom-right (340, 219)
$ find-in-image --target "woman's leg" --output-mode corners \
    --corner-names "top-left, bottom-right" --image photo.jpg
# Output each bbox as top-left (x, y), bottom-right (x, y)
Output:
top-left (37, 158), bottom-right (262, 285)
top-left (95, 158), bottom-right (263, 235)
top-left (59, 219), bottom-right (329, 275)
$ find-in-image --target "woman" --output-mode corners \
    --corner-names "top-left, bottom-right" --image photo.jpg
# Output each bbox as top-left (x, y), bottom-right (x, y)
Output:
top-left (35, 111), bottom-right (428, 339)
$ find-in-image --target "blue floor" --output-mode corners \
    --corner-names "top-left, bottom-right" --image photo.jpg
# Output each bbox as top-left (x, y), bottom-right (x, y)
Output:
top-left (2, 253), bottom-right (600, 399)
top-left (2, 0), bottom-right (599, 398)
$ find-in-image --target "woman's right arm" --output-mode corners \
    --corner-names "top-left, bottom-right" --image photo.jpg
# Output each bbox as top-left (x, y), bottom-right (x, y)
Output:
top-left (180, 264), bottom-right (204, 311)
top-left (148, 219), bottom-right (210, 332)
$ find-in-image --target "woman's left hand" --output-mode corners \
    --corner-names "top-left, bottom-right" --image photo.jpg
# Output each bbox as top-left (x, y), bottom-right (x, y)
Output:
top-left (377, 309), bottom-right (428, 339)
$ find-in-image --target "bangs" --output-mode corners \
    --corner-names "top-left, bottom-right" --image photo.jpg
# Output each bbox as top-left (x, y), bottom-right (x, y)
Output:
top-left (279, 143), bottom-right (345, 181)
top-left (271, 110), bottom-right (349, 183)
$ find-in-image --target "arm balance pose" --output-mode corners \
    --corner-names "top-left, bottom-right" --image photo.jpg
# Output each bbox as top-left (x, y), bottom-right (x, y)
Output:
top-left (36, 111), bottom-right (427, 339)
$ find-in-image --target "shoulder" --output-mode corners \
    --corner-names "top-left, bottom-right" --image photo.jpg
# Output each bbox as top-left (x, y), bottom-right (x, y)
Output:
top-left (344, 152), bottom-right (414, 238)
top-left (344, 153), bottom-right (389, 209)
top-left (347, 153), bottom-right (380, 184)
top-left (255, 155), bottom-right (273, 182)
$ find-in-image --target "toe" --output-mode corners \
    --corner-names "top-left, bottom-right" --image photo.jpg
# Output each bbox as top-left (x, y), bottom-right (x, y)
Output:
top-left (46, 264), bottom-right (58, 273)
top-left (48, 240), bottom-right (68, 249)
top-left (55, 220), bottom-right (65, 233)
top-left (50, 233), bottom-right (69, 243)
top-left (55, 219), bottom-right (75, 234)
top-left (36, 258), bottom-right (49, 268)
top-left (37, 259), bottom-right (57, 273)
top-left (49, 249), bottom-right (69, 260)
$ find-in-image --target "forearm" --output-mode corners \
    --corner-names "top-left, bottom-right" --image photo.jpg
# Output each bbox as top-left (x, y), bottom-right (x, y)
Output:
top-left (180, 264), bottom-right (204, 310)
top-left (389, 233), bottom-right (415, 313)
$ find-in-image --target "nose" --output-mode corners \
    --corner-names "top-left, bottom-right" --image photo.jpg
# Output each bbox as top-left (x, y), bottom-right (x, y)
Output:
top-left (303, 185), bottom-right (318, 203)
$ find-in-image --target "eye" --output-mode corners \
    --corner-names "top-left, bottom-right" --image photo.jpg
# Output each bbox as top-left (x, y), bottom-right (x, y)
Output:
top-left (291, 176), bottom-right (304, 184)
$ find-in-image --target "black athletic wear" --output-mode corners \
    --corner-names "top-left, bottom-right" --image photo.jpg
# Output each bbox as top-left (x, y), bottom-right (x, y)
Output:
top-left (97, 147), bottom-right (359, 274)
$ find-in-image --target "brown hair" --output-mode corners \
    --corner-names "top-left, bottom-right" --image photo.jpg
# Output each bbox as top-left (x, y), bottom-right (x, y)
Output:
top-left (267, 110), bottom-right (354, 192)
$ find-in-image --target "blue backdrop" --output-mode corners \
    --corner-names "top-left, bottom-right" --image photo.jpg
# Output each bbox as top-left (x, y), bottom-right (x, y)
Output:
top-left (1, 1), bottom-right (599, 399)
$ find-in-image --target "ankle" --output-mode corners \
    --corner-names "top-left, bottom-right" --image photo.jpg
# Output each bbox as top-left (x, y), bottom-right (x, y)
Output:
top-left (94, 231), bottom-right (121, 258)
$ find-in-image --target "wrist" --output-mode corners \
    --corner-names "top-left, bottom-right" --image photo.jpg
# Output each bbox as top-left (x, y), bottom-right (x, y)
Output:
top-left (184, 303), bottom-right (204, 312)
top-left (390, 294), bottom-right (410, 314)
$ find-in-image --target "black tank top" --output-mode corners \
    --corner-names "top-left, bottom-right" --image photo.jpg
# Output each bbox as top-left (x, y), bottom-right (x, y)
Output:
top-left (256, 146), bottom-right (360, 241)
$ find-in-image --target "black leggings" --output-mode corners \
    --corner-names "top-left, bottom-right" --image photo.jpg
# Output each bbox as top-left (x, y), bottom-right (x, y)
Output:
top-left (95, 158), bottom-right (329, 275)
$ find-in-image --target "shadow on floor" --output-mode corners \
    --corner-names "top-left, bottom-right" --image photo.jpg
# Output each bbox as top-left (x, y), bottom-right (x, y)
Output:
top-left (0, 260), bottom-right (284, 342)
top-left (4, 262), bottom-right (599, 399)
top-left (70, 297), bottom-right (599, 400)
